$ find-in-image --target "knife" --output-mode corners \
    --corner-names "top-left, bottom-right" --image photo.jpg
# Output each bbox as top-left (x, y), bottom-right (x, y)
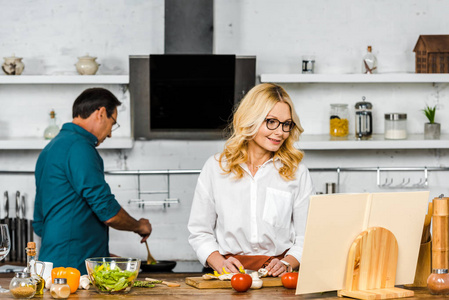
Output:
top-left (20, 195), bottom-right (27, 262)
top-left (13, 191), bottom-right (20, 262)
top-left (3, 191), bottom-right (9, 262)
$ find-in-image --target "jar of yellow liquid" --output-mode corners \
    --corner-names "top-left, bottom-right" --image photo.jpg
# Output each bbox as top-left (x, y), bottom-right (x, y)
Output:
top-left (330, 104), bottom-right (349, 137)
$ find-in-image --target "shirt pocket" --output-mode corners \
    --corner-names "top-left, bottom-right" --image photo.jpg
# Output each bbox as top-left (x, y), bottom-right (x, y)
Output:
top-left (262, 187), bottom-right (293, 229)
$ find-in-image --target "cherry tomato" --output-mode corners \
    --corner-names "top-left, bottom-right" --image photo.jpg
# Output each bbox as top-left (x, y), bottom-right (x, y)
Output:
top-left (231, 273), bottom-right (252, 292)
top-left (281, 272), bottom-right (299, 289)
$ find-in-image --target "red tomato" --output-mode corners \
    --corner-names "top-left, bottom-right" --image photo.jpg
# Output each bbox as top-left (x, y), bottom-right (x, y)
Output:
top-left (231, 273), bottom-right (252, 292)
top-left (281, 272), bottom-right (299, 289)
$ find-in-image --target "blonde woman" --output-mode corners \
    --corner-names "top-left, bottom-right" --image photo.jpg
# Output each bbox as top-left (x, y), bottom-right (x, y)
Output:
top-left (188, 83), bottom-right (314, 277)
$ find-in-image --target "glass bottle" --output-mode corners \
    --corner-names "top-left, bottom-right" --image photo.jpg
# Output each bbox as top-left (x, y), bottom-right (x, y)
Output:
top-left (25, 242), bottom-right (45, 295)
top-left (44, 109), bottom-right (60, 140)
top-left (330, 104), bottom-right (349, 138)
top-left (9, 272), bottom-right (36, 299)
top-left (362, 46), bottom-right (378, 74)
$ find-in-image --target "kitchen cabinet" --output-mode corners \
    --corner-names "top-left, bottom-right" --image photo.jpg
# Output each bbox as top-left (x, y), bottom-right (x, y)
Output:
top-left (0, 75), bottom-right (132, 150)
top-left (261, 73), bottom-right (449, 150)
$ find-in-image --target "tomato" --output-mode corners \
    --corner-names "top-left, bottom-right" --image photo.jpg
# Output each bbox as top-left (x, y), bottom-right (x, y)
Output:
top-left (231, 273), bottom-right (252, 292)
top-left (281, 272), bottom-right (299, 289)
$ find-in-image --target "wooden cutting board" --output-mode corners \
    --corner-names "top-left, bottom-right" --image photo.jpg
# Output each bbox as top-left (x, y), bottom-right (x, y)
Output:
top-left (185, 276), bottom-right (283, 289)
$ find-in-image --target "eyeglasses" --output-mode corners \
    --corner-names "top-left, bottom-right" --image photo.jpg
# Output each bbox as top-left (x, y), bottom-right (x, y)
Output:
top-left (111, 115), bottom-right (120, 132)
top-left (265, 118), bottom-right (295, 132)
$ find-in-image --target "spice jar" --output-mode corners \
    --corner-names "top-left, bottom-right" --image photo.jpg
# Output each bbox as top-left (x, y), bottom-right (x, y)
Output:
top-left (330, 104), bottom-right (349, 137)
top-left (427, 269), bottom-right (449, 295)
top-left (9, 272), bottom-right (36, 299)
top-left (384, 113), bottom-right (407, 140)
top-left (50, 278), bottom-right (71, 299)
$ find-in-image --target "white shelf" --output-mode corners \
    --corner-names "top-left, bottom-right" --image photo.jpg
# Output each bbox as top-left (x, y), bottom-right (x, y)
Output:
top-left (0, 75), bottom-right (129, 84)
top-left (0, 137), bottom-right (134, 150)
top-left (260, 73), bottom-right (449, 83)
top-left (296, 134), bottom-right (449, 150)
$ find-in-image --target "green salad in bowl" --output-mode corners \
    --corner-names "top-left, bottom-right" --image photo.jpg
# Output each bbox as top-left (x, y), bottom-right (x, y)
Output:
top-left (85, 257), bottom-right (141, 294)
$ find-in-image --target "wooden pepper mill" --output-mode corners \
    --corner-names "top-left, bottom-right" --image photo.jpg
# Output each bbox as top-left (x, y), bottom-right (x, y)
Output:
top-left (427, 195), bottom-right (449, 294)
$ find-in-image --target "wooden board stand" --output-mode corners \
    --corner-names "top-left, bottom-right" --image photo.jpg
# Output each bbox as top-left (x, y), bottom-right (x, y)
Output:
top-left (337, 227), bottom-right (414, 300)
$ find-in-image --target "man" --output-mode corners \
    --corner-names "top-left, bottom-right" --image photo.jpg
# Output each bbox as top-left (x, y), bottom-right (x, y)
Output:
top-left (33, 88), bottom-right (152, 274)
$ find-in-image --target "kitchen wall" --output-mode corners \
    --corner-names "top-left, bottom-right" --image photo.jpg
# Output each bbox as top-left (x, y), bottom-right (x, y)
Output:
top-left (1, 0), bottom-right (449, 269)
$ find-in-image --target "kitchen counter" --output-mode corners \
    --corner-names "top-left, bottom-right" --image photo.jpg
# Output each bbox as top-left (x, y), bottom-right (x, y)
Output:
top-left (0, 273), bottom-right (434, 299)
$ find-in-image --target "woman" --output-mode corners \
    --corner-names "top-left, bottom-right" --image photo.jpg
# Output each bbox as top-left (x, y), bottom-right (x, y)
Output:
top-left (188, 83), bottom-right (314, 277)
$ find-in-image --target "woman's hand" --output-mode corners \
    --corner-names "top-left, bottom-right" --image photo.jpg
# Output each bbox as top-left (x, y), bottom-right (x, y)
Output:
top-left (206, 251), bottom-right (244, 274)
top-left (265, 258), bottom-right (288, 277)
top-left (221, 256), bottom-right (243, 274)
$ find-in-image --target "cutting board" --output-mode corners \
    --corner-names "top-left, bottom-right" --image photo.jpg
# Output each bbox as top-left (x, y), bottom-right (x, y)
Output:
top-left (185, 276), bottom-right (282, 289)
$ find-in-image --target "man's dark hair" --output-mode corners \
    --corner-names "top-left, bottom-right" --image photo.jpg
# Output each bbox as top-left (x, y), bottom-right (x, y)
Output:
top-left (72, 88), bottom-right (122, 119)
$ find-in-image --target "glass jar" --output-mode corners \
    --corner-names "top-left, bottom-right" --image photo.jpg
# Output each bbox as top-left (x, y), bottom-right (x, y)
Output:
top-left (427, 269), bottom-right (449, 295)
top-left (330, 104), bottom-right (349, 137)
top-left (384, 113), bottom-right (407, 140)
top-left (50, 278), bottom-right (71, 299)
top-left (9, 272), bottom-right (36, 299)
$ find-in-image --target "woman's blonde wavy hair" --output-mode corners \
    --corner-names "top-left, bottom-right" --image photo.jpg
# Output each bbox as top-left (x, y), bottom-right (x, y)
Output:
top-left (219, 83), bottom-right (304, 181)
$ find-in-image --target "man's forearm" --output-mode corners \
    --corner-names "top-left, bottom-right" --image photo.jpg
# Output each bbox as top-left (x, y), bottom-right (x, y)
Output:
top-left (104, 208), bottom-right (139, 232)
top-left (104, 208), bottom-right (152, 242)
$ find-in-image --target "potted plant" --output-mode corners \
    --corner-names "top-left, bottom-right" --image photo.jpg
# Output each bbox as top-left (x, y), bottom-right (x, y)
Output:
top-left (422, 105), bottom-right (440, 139)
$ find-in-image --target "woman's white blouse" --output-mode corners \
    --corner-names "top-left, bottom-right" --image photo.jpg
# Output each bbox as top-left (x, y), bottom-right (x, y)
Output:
top-left (188, 154), bottom-right (315, 266)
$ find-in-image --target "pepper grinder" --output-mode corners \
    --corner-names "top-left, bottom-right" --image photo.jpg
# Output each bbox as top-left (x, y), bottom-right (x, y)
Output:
top-left (427, 195), bottom-right (449, 295)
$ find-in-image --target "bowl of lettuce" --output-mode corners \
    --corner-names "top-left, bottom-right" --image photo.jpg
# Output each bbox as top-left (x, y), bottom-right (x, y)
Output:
top-left (85, 257), bottom-right (141, 294)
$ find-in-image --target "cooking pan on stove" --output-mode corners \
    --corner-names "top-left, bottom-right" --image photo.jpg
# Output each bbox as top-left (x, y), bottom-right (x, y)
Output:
top-left (140, 260), bottom-right (177, 272)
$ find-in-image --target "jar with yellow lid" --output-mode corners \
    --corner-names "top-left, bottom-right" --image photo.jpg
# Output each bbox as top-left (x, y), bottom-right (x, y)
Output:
top-left (330, 104), bottom-right (349, 138)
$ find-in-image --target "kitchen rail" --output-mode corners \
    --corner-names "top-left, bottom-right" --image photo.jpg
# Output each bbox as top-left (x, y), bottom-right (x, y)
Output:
top-left (2, 166), bottom-right (448, 197)
top-left (2, 166), bottom-right (449, 176)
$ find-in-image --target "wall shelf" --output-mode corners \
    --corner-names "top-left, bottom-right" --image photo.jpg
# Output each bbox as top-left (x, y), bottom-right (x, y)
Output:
top-left (260, 73), bottom-right (449, 83)
top-left (0, 137), bottom-right (133, 150)
top-left (0, 75), bottom-right (129, 84)
top-left (297, 134), bottom-right (449, 150)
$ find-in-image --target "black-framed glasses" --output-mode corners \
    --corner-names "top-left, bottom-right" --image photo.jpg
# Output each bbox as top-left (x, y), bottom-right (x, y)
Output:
top-left (265, 118), bottom-right (295, 132)
top-left (111, 115), bottom-right (120, 132)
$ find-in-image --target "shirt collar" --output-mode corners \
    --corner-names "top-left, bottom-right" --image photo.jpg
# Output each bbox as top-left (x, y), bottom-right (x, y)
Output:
top-left (240, 156), bottom-right (280, 174)
top-left (61, 122), bottom-right (98, 146)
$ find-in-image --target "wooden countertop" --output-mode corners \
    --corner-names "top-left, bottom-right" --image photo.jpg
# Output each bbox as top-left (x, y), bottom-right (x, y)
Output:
top-left (0, 273), bottom-right (433, 299)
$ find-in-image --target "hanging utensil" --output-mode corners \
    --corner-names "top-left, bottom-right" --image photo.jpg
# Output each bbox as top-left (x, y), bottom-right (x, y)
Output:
top-left (144, 240), bottom-right (157, 265)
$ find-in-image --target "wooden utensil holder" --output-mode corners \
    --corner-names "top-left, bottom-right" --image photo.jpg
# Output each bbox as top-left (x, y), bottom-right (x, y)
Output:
top-left (337, 227), bottom-right (414, 300)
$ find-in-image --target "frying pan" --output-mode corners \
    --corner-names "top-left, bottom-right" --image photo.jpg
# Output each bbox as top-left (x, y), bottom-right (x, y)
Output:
top-left (140, 260), bottom-right (177, 273)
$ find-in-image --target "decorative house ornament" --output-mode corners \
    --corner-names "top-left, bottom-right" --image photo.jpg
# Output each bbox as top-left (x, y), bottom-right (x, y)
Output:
top-left (413, 35), bottom-right (449, 73)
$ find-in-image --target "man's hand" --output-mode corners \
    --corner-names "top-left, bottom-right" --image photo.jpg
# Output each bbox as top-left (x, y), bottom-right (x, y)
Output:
top-left (105, 208), bottom-right (152, 242)
top-left (135, 218), bottom-right (152, 243)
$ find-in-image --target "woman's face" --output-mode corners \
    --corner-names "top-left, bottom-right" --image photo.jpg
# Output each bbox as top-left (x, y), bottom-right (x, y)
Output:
top-left (249, 102), bottom-right (292, 154)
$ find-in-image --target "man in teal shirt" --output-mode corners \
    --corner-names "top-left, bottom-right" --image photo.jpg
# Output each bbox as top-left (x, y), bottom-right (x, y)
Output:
top-left (34, 88), bottom-right (152, 274)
